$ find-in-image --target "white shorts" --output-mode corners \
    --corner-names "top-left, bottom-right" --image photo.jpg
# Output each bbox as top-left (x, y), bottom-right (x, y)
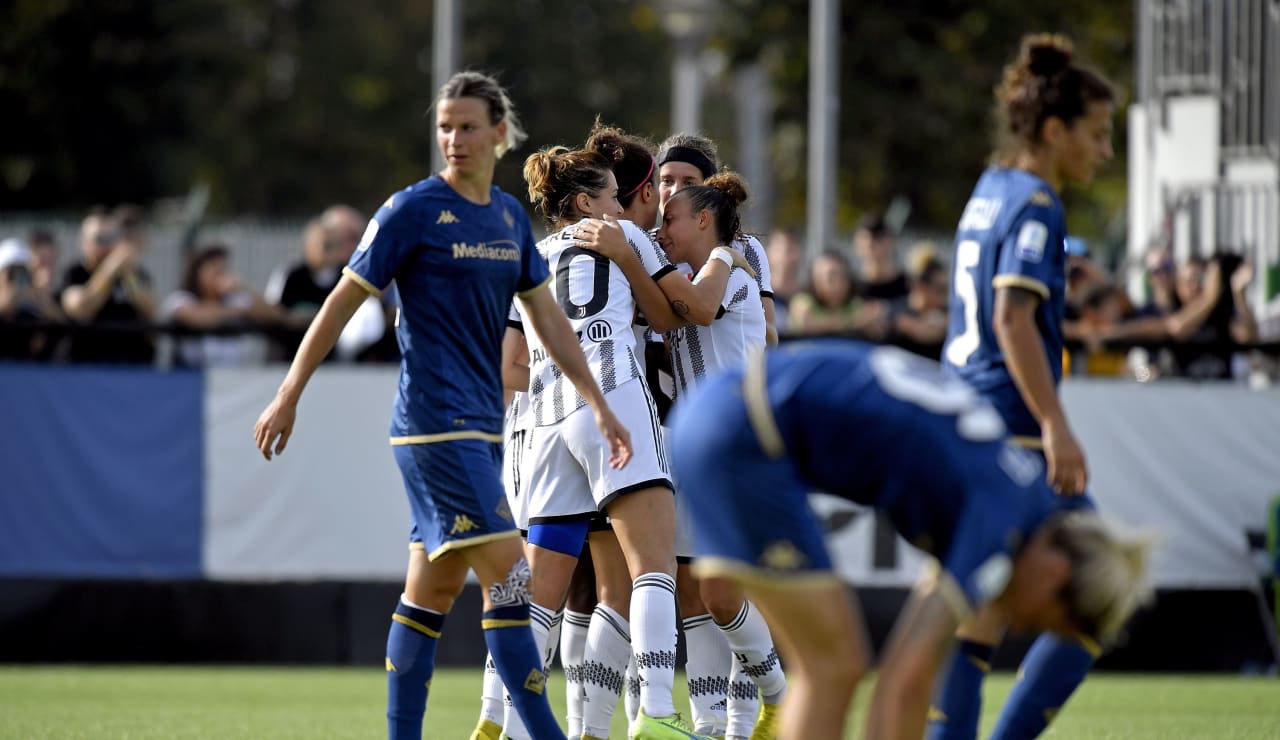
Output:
top-left (502, 420), bottom-right (534, 531)
top-left (525, 378), bottom-right (672, 524)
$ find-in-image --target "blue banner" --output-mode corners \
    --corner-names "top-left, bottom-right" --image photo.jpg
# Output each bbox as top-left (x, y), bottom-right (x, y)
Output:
top-left (0, 364), bottom-right (204, 578)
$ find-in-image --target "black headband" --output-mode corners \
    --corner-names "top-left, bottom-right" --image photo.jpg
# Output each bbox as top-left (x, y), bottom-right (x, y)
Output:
top-left (657, 145), bottom-right (715, 179)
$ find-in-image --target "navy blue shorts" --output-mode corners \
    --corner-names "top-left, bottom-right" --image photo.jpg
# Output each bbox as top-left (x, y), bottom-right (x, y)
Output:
top-left (395, 438), bottom-right (518, 560)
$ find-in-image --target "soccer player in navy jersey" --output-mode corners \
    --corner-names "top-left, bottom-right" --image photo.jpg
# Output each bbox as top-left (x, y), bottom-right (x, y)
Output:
top-left (936, 34), bottom-right (1117, 739)
top-left (253, 71), bottom-right (630, 740)
top-left (667, 340), bottom-right (1151, 740)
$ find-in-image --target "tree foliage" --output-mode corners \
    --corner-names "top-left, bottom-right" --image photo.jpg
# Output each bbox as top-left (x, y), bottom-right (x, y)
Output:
top-left (2, 0), bottom-right (1131, 246)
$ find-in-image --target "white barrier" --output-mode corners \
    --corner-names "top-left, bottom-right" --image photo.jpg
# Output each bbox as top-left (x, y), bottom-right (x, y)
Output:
top-left (205, 368), bottom-right (1280, 589)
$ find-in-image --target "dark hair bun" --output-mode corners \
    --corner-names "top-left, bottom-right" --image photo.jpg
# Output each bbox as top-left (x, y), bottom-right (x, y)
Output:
top-left (705, 171), bottom-right (749, 205)
top-left (1023, 34), bottom-right (1073, 78)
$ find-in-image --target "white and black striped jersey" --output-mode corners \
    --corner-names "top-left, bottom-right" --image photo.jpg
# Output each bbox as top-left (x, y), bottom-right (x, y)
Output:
top-left (666, 267), bottom-right (766, 399)
top-left (513, 218), bottom-right (674, 427)
top-left (735, 233), bottom-right (773, 300)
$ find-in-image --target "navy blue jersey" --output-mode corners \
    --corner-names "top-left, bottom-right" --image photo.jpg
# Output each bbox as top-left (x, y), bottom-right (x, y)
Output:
top-left (670, 340), bottom-right (1062, 610)
top-left (344, 176), bottom-right (550, 444)
top-left (942, 167), bottom-right (1068, 443)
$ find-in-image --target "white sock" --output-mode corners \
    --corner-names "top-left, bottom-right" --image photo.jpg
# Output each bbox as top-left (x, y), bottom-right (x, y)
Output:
top-left (544, 608), bottom-right (564, 669)
top-left (683, 613), bottom-right (730, 735)
top-left (500, 603), bottom-right (556, 740)
top-left (719, 600), bottom-right (787, 700)
top-left (725, 658), bottom-right (759, 738)
top-left (561, 609), bottom-right (592, 738)
top-left (477, 652), bottom-right (504, 726)
top-left (624, 655), bottom-right (641, 722)
top-left (582, 604), bottom-right (632, 738)
top-left (631, 572), bottom-right (679, 718)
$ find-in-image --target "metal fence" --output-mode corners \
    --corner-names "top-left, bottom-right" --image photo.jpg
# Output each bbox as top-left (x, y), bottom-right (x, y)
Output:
top-left (1143, 0), bottom-right (1280, 159)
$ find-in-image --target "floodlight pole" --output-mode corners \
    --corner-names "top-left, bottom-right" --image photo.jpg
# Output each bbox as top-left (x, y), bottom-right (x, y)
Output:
top-left (431, 0), bottom-right (461, 174)
top-left (807, 0), bottom-right (839, 260)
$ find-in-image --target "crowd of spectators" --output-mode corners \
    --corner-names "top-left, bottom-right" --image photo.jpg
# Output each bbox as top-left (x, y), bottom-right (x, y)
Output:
top-left (766, 210), bottom-right (1274, 383)
top-left (0, 204), bottom-right (1273, 382)
top-left (0, 203), bottom-right (399, 367)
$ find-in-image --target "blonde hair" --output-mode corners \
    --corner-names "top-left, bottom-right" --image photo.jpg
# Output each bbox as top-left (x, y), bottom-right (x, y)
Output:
top-left (1051, 511), bottom-right (1155, 641)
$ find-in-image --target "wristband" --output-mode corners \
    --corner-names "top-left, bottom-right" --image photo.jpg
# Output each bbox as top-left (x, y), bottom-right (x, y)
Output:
top-left (709, 247), bottom-right (735, 269)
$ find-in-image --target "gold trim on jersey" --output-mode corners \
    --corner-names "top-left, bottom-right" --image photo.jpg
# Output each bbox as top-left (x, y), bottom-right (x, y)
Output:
top-left (390, 431), bottom-right (504, 445)
top-left (991, 275), bottom-right (1049, 300)
top-left (742, 349), bottom-right (786, 459)
top-left (428, 530), bottom-right (520, 561)
top-left (516, 275), bottom-right (551, 298)
top-left (1010, 435), bottom-right (1044, 449)
top-left (916, 559), bottom-right (974, 622)
top-left (342, 266), bottom-right (384, 297)
top-left (392, 613), bottom-right (442, 639)
top-left (691, 557), bottom-right (842, 590)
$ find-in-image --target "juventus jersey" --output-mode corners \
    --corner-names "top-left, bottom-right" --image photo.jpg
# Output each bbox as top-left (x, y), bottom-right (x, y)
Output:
top-left (514, 218), bottom-right (673, 426)
top-left (667, 267), bottom-right (766, 400)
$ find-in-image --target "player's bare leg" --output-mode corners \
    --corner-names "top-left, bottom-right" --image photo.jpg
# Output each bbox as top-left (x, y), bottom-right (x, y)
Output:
top-left (746, 579), bottom-right (867, 740)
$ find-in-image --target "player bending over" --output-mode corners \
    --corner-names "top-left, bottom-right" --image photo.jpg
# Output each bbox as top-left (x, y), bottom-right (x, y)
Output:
top-left (668, 340), bottom-right (1152, 740)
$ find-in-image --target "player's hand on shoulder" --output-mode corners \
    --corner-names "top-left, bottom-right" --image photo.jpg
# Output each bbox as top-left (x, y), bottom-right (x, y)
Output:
top-left (575, 215), bottom-right (630, 263)
top-left (594, 405), bottom-right (632, 469)
top-left (723, 246), bottom-right (757, 279)
top-left (254, 395), bottom-right (297, 461)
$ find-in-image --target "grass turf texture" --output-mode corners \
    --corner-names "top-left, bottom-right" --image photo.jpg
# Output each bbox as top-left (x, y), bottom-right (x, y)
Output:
top-left (0, 666), bottom-right (1276, 739)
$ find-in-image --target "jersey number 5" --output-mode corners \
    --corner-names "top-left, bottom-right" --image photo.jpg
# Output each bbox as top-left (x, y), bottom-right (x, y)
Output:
top-left (944, 239), bottom-right (981, 367)
top-left (555, 247), bottom-right (611, 320)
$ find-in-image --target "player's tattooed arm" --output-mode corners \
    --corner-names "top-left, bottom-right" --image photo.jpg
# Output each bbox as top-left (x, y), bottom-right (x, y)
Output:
top-left (672, 300), bottom-right (690, 318)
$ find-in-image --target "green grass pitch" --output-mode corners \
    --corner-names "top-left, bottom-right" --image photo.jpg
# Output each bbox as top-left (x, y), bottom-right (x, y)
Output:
top-left (0, 665), bottom-right (1276, 738)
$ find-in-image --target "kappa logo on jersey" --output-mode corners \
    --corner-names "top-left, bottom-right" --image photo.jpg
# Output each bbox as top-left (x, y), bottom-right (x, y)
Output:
top-left (450, 514), bottom-right (479, 535)
top-left (583, 319), bottom-right (611, 342)
top-left (503, 209), bottom-right (516, 230)
top-left (1015, 220), bottom-right (1049, 263)
top-left (1030, 190), bottom-right (1054, 207)
top-left (436, 210), bottom-right (460, 225)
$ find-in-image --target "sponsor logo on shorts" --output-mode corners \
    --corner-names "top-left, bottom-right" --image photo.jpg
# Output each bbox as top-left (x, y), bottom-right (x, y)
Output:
top-left (451, 514), bottom-right (479, 535)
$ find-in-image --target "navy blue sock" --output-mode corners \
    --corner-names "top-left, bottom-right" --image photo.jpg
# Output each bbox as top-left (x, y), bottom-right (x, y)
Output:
top-left (483, 604), bottom-right (566, 740)
top-left (990, 633), bottom-right (1096, 739)
top-left (385, 599), bottom-right (446, 740)
top-left (925, 639), bottom-right (993, 740)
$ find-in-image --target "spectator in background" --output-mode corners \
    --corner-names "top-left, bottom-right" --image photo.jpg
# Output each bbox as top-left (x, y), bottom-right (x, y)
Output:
top-left (764, 228), bottom-right (805, 333)
top-left (162, 244), bottom-right (282, 367)
top-left (851, 211), bottom-right (908, 301)
top-left (267, 204), bottom-right (388, 361)
top-left (27, 228), bottom-right (60, 297)
top-left (267, 218), bottom-right (343, 355)
top-left (887, 256), bottom-right (949, 360)
top-left (0, 238), bottom-right (63, 360)
top-left (60, 207), bottom-right (155, 364)
top-left (1167, 254), bottom-right (1257, 379)
top-left (1139, 245), bottom-right (1178, 317)
top-left (789, 249), bottom-right (886, 338)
